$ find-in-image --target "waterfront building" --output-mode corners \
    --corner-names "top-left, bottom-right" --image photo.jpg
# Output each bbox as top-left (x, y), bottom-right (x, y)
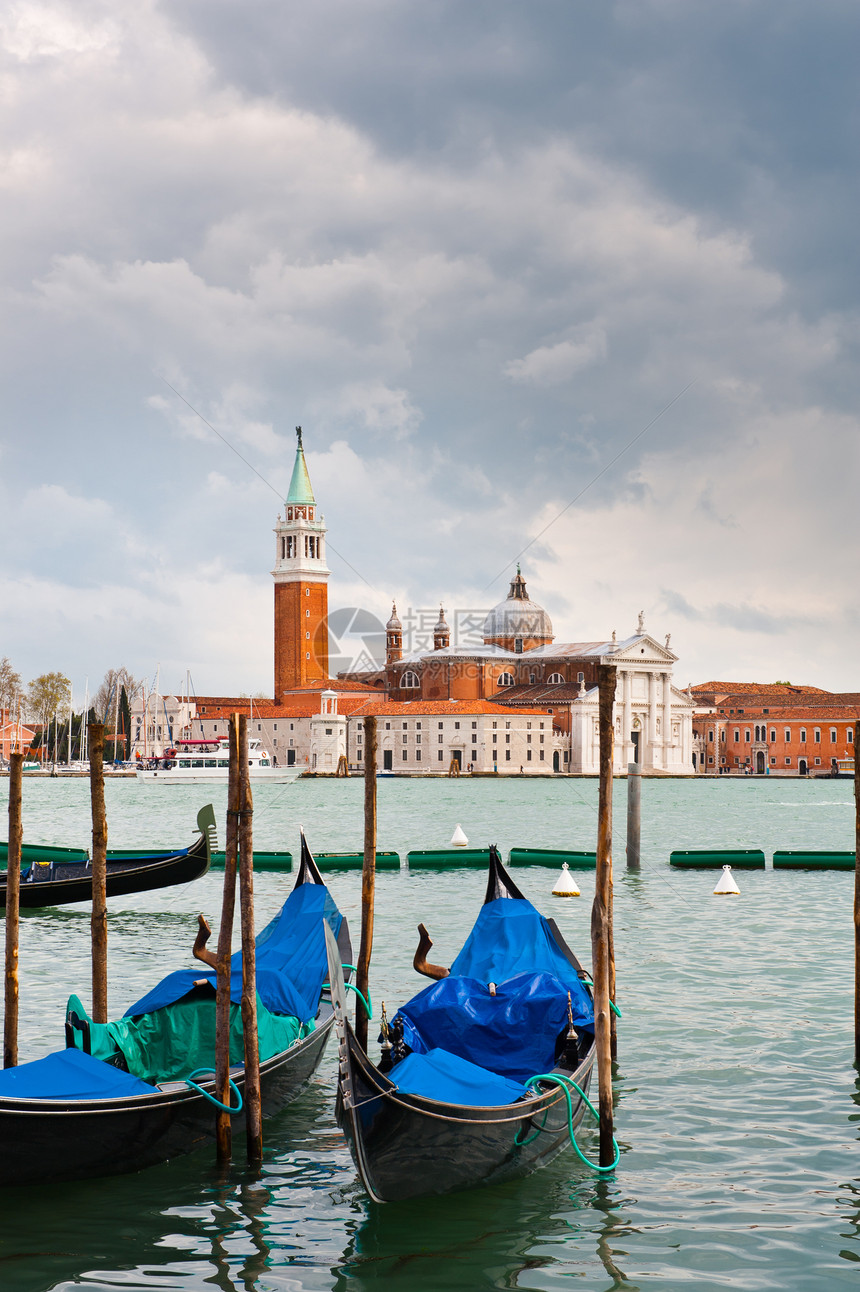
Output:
top-left (0, 710), bottom-right (36, 761)
top-left (691, 682), bottom-right (860, 775)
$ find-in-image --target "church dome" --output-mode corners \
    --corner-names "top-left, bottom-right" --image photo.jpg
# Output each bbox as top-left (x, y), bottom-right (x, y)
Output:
top-left (483, 568), bottom-right (553, 645)
top-left (387, 602), bottom-right (402, 631)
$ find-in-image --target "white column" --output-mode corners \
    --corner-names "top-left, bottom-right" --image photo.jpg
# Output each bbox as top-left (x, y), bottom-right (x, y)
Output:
top-left (647, 670), bottom-right (656, 771)
top-left (621, 670), bottom-right (631, 772)
top-left (662, 672), bottom-right (672, 771)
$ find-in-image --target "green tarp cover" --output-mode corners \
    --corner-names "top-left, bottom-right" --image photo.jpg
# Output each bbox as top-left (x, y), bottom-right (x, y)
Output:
top-left (70, 990), bottom-right (311, 1085)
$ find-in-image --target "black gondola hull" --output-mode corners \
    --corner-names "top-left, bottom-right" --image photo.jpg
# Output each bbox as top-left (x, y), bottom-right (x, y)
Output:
top-left (336, 1023), bottom-right (595, 1202)
top-left (0, 1006), bottom-right (333, 1187)
top-left (0, 835), bottom-right (211, 909)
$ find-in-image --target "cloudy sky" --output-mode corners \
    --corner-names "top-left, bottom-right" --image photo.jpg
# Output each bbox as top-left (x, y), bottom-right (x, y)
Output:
top-left (2, 0), bottom-right (858, 701)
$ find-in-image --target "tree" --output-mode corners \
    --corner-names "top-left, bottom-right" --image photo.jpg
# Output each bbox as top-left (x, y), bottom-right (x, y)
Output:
top-left (26, 672), bottom-right (72, 732)
top-left (93, 668), bottom-right (141, 724)
top-left (119, 686), bottom-right (132, 759)
top-left (0, 656), bottom-right (22, 716)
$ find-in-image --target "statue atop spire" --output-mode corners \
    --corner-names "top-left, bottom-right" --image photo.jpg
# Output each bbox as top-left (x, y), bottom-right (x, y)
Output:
top-left (296, 425), bottom-right (303, 449)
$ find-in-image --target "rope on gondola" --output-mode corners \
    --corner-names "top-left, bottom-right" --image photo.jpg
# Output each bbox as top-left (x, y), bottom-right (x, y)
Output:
top-left (522, 1073), bottom-right (620, 1173)
top-left (322, 979), bottom-right (372, 1019)
top-left (578, 979), bottom-right (623, 1018)
top-left (184, 1067), bottom-right (244, 1114)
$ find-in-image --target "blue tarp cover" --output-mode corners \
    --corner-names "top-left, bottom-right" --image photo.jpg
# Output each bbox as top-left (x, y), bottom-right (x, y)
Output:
top-left (398, 970), bottom-right (586, 1084)
top-left (393, 896), bottom-right (594, 1091)
top-left (125, 882), bottom-right (342, 1022)
top-left (392, 1048), bottom-right (527, 1107)
top-left (0, 1048), bottom-right (158, 1100)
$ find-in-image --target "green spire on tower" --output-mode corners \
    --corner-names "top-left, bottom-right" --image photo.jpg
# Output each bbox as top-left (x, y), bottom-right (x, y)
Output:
top-left (286, 425), bottom-right (316, 505)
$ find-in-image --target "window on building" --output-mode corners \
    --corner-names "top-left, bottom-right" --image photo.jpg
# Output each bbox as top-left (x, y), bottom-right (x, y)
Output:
top-left (515, 638), bottom-right (523, 653)
top-left (505, 734), bottom-right (510, 744)
top-left (527, 734), bottom-right (532, 744)
top-left (785, 729), bottom-right (791, 742)
top-left (708, 731), bottom-right (714, 742)
top-left (402, 734), bottom-right (407, 743)
top-left (416, 722), bottom-right (421, 730)
top-left (800, 729), bottom-right (806, 743)
top-left (745, 730), bottom-right (751, 742)
top-left (770, 757), bottom-right (776, 765)
top-left (540, 734), bottom-right (544, 744)
top-left (577, 672), bottom-right (585, 683)
top-left (471, 748), bottom-right (477, 761)
top-left (492, 721), bottom-right (497, 729)
top-left (814, 728), bottom-right (820, 742)
top-left (498, 672), bottom-right (515, 687)
top-left (849, 729), bottom-right (854, 744)
top-left (721, 730), bottom-right (725, 742)
top-left (385, 722), bottom-right (391, 730)
top-left (831, 729), bottom-right (838, 743)
top-left (325, 728), bottom-right (332, 736)
top-left (402, 749), bottom-right (408, 760)
top-left (547, 673), bottom-right (564, 684)
top-left (529, 672), bottom-right (536, 684)
top-left (734, 729), bottom-right (740, 742)
top-left (527, 749), bottom-right (532, 761)
top-left (400, 671), bottom-right (419, 689)
top-left (505, 750), bottom-right (511, 760)
top-left (437, 750), bottom-right (444, 761)
top-left (454, 721), bottom-right (460, 730)
top-left (357, 749), bottom-right (363, 760)
top-left (438, 722), bottom-right (443, 730)
top-left (540, 750), bottom-right (545, 760)
top-left (708, 756), bottom-right (714, 764)
top-left (416, 734), bottom-right (421, 744)
top-left (416, 750), bottom-right (421, 761)
top-left (306, 609), bottom-right (310, 617)
top-left (492, 734), bottom-right (497, 744)
top-left (770, 729), bottom-right (776, 742)
top-left (472, 721), bottom-right (477, 729)
top-left (785, 757), bottom-right (791, 765)
top-left (506, 721), bottom-right (511, 729)
top-left (814, 757), bottom-right (821, 765)
top-left (357, 733), bottom-right (362, 743)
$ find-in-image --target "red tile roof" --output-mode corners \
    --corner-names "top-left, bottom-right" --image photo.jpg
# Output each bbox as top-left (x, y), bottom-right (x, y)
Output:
top-left (347, 699), bottom-right (554, 717)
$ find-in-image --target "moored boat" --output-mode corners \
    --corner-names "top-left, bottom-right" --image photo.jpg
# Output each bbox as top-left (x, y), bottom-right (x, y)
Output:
top-left (326, 847), bottom-right (605, 1202)
top-left (135, 738), bottom-right (299, 784)
top-left (0, 836), bottom-right (351, 1186)
top-left (0, 805), bottom-right (217, 909)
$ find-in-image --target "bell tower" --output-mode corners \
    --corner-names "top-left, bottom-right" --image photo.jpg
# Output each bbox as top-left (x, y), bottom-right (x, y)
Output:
top-left (273, 427), bottom-right (330, 699)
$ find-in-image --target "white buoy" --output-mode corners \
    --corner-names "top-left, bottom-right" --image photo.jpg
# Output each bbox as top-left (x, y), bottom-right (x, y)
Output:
top-left (552, 863), bottom-right (581, 897)
top-left (713, 864), bottom-right (741, 896)
top-left (450, 824), bottom-right (469, 848)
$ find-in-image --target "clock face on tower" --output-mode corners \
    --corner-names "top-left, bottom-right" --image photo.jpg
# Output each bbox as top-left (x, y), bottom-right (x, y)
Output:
top-left (272, 428), bottom-right (331, 698)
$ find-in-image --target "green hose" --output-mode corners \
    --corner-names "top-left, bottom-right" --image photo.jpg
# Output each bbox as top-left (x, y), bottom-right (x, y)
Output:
top-left (579, 979), bottom-right (623, 1019)
top-left (522, 1072), bottom-right (620, 1173)
top-left (184, 1067), bottom-right (244, 1114)
top-left (321, 978), bottom-right (372, 1019)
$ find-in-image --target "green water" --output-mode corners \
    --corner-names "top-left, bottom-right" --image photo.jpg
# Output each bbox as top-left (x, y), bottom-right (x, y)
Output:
top-left (1, 775), bottom-right (859, 1291)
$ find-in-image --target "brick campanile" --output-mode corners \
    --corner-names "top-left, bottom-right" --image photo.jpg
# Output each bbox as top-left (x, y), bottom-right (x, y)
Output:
top-left (273, 427), bottom-right (330, 699)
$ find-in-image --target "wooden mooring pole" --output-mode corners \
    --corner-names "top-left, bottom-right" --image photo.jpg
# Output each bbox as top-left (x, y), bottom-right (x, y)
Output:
top-left (89, 723), bottom-right (108, 1023)
top-left (4, 752), bottom-right (23, 1068)
top-left (626, 761), bottom-right (641, 870)
top-left (854, 719), bottom-right (860, 1066)
top-left (216, 714), bottom-right (242, 1162)
top-left (237, 714), bottom-right (263, 1163)
top-left (356, 715), bottom-right (377, 1052)
top-left (591, 663), bottom-right (616, 1165)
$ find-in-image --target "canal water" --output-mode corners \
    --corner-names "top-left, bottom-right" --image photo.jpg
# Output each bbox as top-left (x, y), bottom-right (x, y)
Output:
top-left (1, 774), bottom-right (859, 1291)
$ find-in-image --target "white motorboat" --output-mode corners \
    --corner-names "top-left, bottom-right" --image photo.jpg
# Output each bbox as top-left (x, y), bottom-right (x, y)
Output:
top-left (135, 738), bottom-right (300, 784)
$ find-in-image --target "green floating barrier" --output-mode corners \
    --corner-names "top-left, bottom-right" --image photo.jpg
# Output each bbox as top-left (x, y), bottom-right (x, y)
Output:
top-left (670, 849), bottom-right (765, 869)
top-left (313, 851), bottom-right (400, 871)
top-left (407, 848), bottom-right (492, 869)
top-left (1, 841), bottom-right (89, 869)
top-left (210, 851), bottom-right (293, 872)
top-left (509, 848), bottom-right (596, 869)
top-left (773, 850), bottom-right (856, 870)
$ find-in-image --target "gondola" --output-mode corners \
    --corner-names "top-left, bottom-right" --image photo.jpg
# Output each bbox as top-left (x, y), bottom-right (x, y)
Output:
top-left (0, 805), bottom-right (217, 909)
top-left (0, 836), bottom-right (351, 1186)
top-left (325, 846), bottom-right (600, 1202)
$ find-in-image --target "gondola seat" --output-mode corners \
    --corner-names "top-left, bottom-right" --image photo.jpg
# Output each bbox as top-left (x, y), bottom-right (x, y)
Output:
top-left (390, 1047), bottom-right (527, 1106)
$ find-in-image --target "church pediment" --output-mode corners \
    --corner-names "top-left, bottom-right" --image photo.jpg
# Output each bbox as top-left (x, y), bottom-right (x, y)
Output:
top-left (608, 633), bottom-right (677, 665)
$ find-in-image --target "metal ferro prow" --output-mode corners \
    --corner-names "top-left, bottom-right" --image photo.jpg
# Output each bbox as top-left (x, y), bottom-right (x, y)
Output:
top-left (323, 921), bottom-right (354, 1110)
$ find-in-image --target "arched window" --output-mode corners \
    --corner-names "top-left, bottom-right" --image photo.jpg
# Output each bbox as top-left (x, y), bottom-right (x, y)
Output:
top-left (547, 672), bottom-right (564, 684)
top-left (399, 670), bottom-right (420, 689)
top-left (577, 671), bottom-right (585, 683)
top-left (497, 672), bottom-right (515, 687)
